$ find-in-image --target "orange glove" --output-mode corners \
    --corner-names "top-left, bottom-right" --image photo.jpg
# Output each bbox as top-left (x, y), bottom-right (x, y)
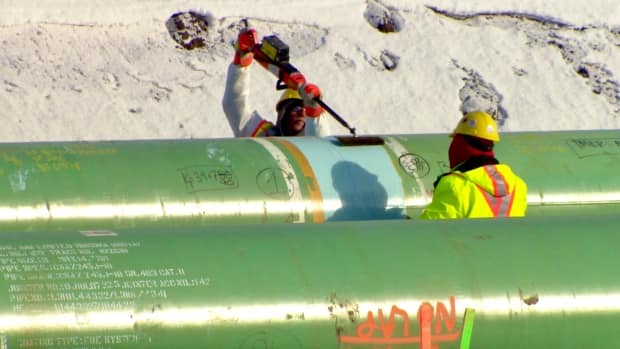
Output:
top-left (299, 83), bottom-right (324, 117)
top-left (233, 28), bottom-right (259, 67)
top-left (281, 71), bottom-right (306, 90)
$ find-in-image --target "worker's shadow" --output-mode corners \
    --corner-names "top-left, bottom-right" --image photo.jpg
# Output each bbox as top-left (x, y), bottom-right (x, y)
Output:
top-left (329, 161), bottom-right (405, 221)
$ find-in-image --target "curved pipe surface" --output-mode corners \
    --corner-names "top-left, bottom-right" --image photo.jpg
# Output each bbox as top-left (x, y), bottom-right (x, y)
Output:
top-left (0, 130), bottom-right (618, 230)
top-left (0, 216), bottom-right (618, 347)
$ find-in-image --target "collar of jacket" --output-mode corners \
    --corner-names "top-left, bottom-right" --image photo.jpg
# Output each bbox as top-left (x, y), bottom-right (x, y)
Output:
top-left (433, 156), bottom-right (500, 188)
top-left (453, 156), bottom-right (499, 172)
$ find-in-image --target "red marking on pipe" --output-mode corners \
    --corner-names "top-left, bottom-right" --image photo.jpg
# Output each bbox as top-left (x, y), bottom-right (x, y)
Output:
top-left (339, 296), bottom-right (461, 347)
top-left (419, 302), bottom-right (434, 349)
top-left (435, 296), bottom-right (456, 334)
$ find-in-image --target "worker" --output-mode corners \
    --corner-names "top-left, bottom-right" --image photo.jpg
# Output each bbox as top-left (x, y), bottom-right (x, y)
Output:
top-left (222, 27), bottom-right (330, 137)
top-left (420, 111), bottom-right (527, 219)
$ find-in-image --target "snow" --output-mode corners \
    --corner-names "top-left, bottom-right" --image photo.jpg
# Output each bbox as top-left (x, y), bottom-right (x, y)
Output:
top-left (1, 0), bottom-right (619, 142)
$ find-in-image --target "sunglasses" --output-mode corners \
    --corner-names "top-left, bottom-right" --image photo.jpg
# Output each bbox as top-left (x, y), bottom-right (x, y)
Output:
top-left (287, 105), bottom-right (304, 116)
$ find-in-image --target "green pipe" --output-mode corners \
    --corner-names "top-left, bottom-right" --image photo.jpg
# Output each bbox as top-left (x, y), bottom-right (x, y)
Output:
top-left (0, 130), bottom-right (618, 231)
top-left (0, 215), bottom-right (619, 348)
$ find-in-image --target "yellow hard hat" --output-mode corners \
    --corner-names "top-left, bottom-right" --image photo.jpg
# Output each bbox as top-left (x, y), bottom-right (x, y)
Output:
top-left (276, 88), bottom-right (302, 112)
top-left (451, 111), bottom-right (500, 142)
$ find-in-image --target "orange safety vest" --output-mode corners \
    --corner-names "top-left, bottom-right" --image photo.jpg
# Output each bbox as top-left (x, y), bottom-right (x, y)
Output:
top-left (250, 120), bottom-right (275, 137)
top-left (476, 165), bottom-right (516, 217)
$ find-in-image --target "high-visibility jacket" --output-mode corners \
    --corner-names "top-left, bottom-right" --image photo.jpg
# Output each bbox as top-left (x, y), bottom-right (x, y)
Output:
top-left (420, 163), bottom-right (527, 219)
top-left (221, 63), bottom-right (330, 137)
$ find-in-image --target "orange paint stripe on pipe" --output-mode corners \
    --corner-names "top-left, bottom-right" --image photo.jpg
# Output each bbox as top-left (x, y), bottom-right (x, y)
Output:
top-left (272, 139), bottom-right (325, 223)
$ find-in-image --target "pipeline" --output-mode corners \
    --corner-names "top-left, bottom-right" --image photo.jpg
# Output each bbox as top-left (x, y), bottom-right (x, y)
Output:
top-left (0, 215), bottom-right (618, 348)
top-left (0, 130), bottom-right (618, 230)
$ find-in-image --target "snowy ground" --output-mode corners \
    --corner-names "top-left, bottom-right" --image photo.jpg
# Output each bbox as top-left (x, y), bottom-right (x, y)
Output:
top-left (1, 0), bottom-right (619, 142)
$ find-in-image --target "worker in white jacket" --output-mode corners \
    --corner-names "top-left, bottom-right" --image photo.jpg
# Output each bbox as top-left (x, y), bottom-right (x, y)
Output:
top-left (222, 27), bottom-right (330, 137)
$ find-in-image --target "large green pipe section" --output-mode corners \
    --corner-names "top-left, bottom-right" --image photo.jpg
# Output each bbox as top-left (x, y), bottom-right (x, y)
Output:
top-left (0, 215), bottom-right (619, 348)
top-left (0, 130), bottom-right (619, 231)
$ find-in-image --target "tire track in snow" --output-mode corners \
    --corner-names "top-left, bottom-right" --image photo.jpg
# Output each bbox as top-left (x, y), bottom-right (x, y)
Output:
top-left (428, 6), bottom-right (620, 118)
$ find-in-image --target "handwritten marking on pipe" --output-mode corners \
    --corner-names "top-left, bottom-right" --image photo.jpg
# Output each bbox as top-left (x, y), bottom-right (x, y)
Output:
top-left (178, 165), bottom-right (238, 193)
top-left (418, 303), bottom-right (434, 349)
top-left (339, 296), bottom-right (470, 348)
top-left (384, 137), bottom-right (428, 192)
top-left (251, 138), bottom-right (304, 223)
top-left (398, 153), bottom-right (431, 179)
top-left (567, 138), bottom-right (620, 158)
top-left (256, 168), bottom-right (295, 198)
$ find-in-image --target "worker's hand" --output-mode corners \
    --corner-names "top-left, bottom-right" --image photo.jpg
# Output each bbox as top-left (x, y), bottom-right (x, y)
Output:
top-left (299, 83), bottom-right (324, 117)
top-left (281, 71), bottom-right (306, 90)
top-left (233, 28), bottom-right (259, 67)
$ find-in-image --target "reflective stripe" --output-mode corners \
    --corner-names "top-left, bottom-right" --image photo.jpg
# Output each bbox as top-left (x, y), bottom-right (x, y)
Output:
top-left (251, 120), bottom-right (273, 137)
top-left (477, 165), bottom-right (515, 217)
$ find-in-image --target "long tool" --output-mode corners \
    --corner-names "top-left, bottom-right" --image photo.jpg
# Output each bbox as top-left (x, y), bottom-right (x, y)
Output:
top-left (315, 98), bottom-right (356, 136)
top-left (251, 34), bottom-right (358, 136)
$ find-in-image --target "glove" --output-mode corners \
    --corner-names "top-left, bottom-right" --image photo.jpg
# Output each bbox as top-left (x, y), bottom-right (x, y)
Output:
top-left (281, 71), bottom-right (306, 90)
top-left (299, 83), bottom-right (324, 117)
top-left (233, 28), bottom-right (259, 67)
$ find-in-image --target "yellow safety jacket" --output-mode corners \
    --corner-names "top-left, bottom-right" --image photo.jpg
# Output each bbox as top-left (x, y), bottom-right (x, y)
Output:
top-left (420, 163), bottom-right (527, 219)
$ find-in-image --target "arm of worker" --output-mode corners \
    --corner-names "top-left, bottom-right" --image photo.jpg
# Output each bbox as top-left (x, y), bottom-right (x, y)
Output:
top-left (222, 63), bottom-right (267, 137)
top-left (419, 176), bottom-right (464, 219)
top-left (299, 83), bottom-right (331, 137)
top-left (222, 28), bottom-right (267, 137)
top-left (222, 63), bottom-right (261, 137)
top-left (304, 113), bottom-right (331, 137)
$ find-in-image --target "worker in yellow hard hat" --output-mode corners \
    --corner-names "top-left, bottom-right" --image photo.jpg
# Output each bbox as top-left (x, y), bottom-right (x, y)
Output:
top-left (273, 89), bottom-right (312, 136)
top-left (222, 27), bottom-right (330, 137)
top-left (420, 111), bottom-right (527, 219)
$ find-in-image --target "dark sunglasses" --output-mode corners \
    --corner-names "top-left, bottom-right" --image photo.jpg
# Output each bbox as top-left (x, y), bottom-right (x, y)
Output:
top-left (287, 105), bottom-right (304, 116)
